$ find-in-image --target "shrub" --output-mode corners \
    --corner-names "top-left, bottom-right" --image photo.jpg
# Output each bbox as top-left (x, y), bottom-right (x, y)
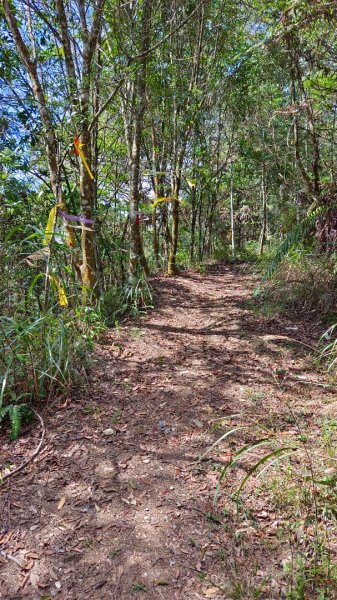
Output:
top-left (258, 252), bottom-right (337, 319)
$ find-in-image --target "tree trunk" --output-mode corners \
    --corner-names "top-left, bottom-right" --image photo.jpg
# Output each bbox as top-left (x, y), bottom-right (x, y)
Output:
top-left (79, 126), bottom-right (96, 290)
top-left (258, 166), bottom-right (267, 256)
top-left (3, 0), bottom-right (76, 252)
top-left (285, 27), bottom-right (318, 198)
top-left (128, 0), bottom-right (152, 281)
top-left (230, 166), bottom-right (235, 258)
top-left (4, 0), bottom-right (104, 294)
top-left (167, 178), bottom-right (180, 276)
top-left (190, 185), bottom-right (197, 261)
top-left (77, 0), bottom-right (104, 291)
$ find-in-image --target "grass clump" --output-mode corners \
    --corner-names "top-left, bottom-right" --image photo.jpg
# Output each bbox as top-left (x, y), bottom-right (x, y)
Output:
top-left (255, 251), bottom-right (337, 320)
top-left (0, 303), bottom-right (104, 439)
top-left (201, 409), bottom-right (337, 600)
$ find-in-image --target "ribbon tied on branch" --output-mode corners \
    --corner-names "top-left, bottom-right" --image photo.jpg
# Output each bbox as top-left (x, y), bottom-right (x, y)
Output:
top-left (74, 137), bottom-right (94, 180)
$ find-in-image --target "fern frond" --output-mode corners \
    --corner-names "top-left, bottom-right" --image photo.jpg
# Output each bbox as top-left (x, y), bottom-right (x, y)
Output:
top-left (8, 405), bottom-right (23, 441)
top-left (0, 405), bottom-right (11, 424)
top-left (0, 403), bottom-right (32, 441)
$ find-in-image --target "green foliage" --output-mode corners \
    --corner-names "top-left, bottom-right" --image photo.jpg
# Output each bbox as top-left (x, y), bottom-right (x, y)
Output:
top-left (263, 206), bottom-right (327, 283)
top-left (256, 252), bottom-right (337, 320)
top-left (229, 240), bottom-right (261, 264)
top-left (102, 275), bottom-right (153, 325)
top-left (0, 280), bottom-right (104, 439)
top-left (132, 582), bottom-right (147, 593)
top-left (0, 404), bottom-right (33, 441)
top-left (202, 412), bottom-right (337, 599)
top-left (0, 193), bottom-right (109, 440)
top-left (320, 326), bottom-right (337, 372)
top-left (123, 276), bottom-right (153, 316)
top-left (201, 430), bottom-right (297, 507)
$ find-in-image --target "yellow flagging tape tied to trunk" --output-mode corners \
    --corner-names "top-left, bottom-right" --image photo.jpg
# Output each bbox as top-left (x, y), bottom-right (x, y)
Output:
top-left (187, 178), bottom-right (196, 188)
top-left (152, 196), bottom-right (179, 208)
top-left (43, 205), bottom-right (59, 246)
top-left (48, 275), bottom-right (68, 307)
top-left (74, 137), bottom-right (94, 180)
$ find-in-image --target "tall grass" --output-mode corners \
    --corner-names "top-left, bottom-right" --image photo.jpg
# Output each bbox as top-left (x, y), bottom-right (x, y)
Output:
top-left (0, 302), bottom-right (104, 439)
top-left (0, 220), bottom-right (107, 439)
top-left (200, 414), bottom-right (337, 599)
top-left (0, 220), bottom-right (153, 439)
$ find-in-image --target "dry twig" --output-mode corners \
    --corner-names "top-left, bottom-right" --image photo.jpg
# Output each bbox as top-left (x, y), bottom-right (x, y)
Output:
top-left (0, 549), bottom-right (26, 568)
top-left (1, 410), bottom-right (45, 483)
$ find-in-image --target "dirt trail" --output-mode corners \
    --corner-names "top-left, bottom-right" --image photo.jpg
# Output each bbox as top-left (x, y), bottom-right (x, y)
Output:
top-left (0, 265), bottom-right (332, 599)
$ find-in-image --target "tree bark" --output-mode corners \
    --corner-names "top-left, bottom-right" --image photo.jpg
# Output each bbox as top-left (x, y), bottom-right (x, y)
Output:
top-left (3, 0), bottom-right (76, 251)
top-left (258, 165), bottom-right (267, 256)
top-left (190, 185), bottom-right (197, 261)
top-left (128, 0), bottom-right (152, 281)
top-left (230, 165), bottom-right (235, 258)
top-left (77, 0), bottom-right (105, 291)
top-left (167, 178), bottom-right (180, 276)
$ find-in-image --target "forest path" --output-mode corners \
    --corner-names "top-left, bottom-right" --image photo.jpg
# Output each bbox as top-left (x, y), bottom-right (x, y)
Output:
top-left (1, 264), bottom-right (330, 599)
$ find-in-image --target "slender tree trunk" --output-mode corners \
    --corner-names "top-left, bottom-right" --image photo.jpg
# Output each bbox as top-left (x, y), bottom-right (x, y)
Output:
top-left (198, 193), bottom-right (203, 262)
top-left (190, 185), bottom-right (197, 261)
top-left (79, 126), bottom-right (96, 289)
top-left (331, 107), bottom-right (336, 183)
top-left (166, 3), bottom-right (205, 275)
top-left (167, 178), bottom-right (180, 276)
top-left (292, 49), bottom-right (321, 196)
top-left (258, 165), bottom-right (267, 256)
top-left (128, 0), bottom-right (151, 281)
top-left (230, 166), bottom-right (235, 258)
top-left (152, 207), bottom-right (160, 267)
top-left (162, 202), bottom-right (172, 262)
top-left (152, 172), bottom-right (168, 269)
top-left (285, 28), bottom-right (317, 198)
top-left (77, 0), bottom-right (104, 291)
top-left (3, 0), bottom-right (76, 251)
top-left (149, 126), bottom-right (162, 268)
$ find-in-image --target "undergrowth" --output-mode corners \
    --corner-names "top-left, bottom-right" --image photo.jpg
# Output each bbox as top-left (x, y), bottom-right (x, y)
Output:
top-left (0, 209), bottom-right (157, 440)
top-left (256, 250), bottom-right (337, 320)
top-left (251, 248), bottom-right (337, 373)
top-left (0, 266), bottom-right (153, 440)
top-left (202, 410), bottom-right (337, 600)
top-left (0, 302), bottom-right (104, 440)
top-left (102, 273), bottom-right (153, 326)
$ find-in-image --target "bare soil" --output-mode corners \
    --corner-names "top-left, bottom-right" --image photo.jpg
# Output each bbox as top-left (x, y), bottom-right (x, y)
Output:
top-left (1, 264), bottom-right (336, 599)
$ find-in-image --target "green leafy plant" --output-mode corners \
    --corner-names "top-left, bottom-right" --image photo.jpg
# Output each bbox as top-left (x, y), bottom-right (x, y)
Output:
top-left (320, 324), bottom-right (337, 371)
top-left (132, 582), bottom-right (147, 592)
top-left (102, 275), bottom-right (153, 325)
top-left (0, 301), bottom-right (104, 440)
top-left (201, 409), bottom-right (337, 599)
top-left (0, 369), bottom-right (33, 440)
top-left (259, 205), bottom-right (328, 287)
top-left (0, 403), bottom-right (33, 441)
top-left (123, 276), bottom-right (153, 316)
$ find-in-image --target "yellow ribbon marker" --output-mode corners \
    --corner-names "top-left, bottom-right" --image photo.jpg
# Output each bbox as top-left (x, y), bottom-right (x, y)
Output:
top-left (74, 137), bottom-right (94, 180)
top-left (187, 178), bottom-right (196, 188)
top-left (48, 275), bottom-right (68, 307)
top-left (43, 203), bottom-right (77, 248)
top-left (43, 205), bottom-right (58, 246)
top-left (152, 196), bottom-right (179, 209)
